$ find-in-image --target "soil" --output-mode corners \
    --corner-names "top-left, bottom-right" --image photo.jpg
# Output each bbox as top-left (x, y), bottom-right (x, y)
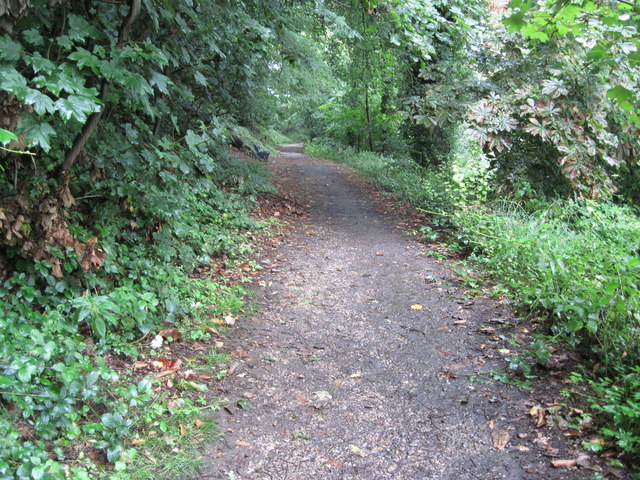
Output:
top-left (199, 144), bottom-right (619, 479)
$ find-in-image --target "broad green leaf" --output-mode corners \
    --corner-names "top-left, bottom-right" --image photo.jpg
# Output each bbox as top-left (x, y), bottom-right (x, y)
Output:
top-left (68, 14), bottom-right (96, 43)
top-left (54, 94), bottom-right (101, 123)
top-left (69, 48), bottom-right (100, 70)
top-left (0, 35), bottom-right (22, 60)
top-left (27, 53), bottom-right (56, 74)
top-left (23, 121), bottom-right (56, 152)
top-left (0, 375), bottom-right (13, 386)
top-left (23, 28), bottom-right (44, 46)
top-left (93, 316), bottom-right (106, 338)
top-left (57, 35), bottom-right (73, 49)
top-left (150, 71), bottom-right (171, 94)
top-left (101, 412), bottom-right (123, 429)
top-left (0, 128), bottom-right (17, 146)
top-left (24, 89), bottom-right (55, 115)
top-left (503, 12), bottom-right (527, 32)
top-left (0, 67), bottom-right (28, 97)
top-left (607, 85), bottom-right (634, 103)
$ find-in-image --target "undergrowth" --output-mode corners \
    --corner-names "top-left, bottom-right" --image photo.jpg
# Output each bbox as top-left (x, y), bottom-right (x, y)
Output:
top-left (0, 138), bottom-right (273, 478)
top-left (307, 140), bottom-right (640, 462)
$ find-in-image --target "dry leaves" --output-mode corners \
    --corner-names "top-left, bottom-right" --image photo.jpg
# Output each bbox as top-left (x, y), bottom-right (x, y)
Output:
top-left (492, 430), bottom-right (510, 450)
top-left (529, 405), bottom-right (547, 427)
top-left (348, 445), bottom-right (367, 457)
top-left (551, 459), bottom-right (577, 469)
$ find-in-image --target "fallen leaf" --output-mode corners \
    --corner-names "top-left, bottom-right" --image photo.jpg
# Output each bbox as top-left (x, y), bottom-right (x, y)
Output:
top-left (313, 391), bottom-right (333, 402)
top-left (410, 304), bottom-right (423, 310)
top-left (155, 369), bottom-right (178, 378)
top-left (453, 319), bottom-right (467, 325)
top-left (295, 393), bottom-right (310, 403)
top-left (158, 328), bottom-right (182, 341)
top-left (235, 440), bottom-right (253, 448)
top-left (575, 453), bottom-right (592, 469)
top-left (152, 357), bottom-right (182, 371)
top-left (529, 405), bottom-right (547, 427)
top-left (131, 438), bottom-right (146, 445)
top-left (492, 430), bottom-right (510, 450)
top-left (224, 315), bottom-right (236, 326)
top-left (179, 424), bottom-right (187, 435)
top-left (551, 459), bottom-right (577, 469)
top-left (349, 445), bottom-right (366, 457)
top-left (194, 418), bottom-right (205, 429)
top-left (375, 252), bottom-right (384, 256)
top-left (181, 369), bottom-right (197, 380)
top-left (132, 361), bottom-right (148, 371)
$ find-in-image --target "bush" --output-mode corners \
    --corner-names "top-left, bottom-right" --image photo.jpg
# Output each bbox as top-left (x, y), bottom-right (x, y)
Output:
top-left (456, 200), bottom-right (640, 366)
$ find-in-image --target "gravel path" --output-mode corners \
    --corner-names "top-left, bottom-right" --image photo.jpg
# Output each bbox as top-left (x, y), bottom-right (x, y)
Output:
top-left (200, 144), bottom-right (584, 479)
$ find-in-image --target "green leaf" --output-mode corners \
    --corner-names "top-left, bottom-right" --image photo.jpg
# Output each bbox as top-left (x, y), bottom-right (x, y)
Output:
top-left (607, 85), bottom-right (634, 103)
top-left (17, 364), bottom-right (36, 383)
top-left (23, 122), bottom-right (56, 152)
top-left (57, 35), bottom-right (73, 49)
top-left (68, 48), bottom-right (100, 70)
top-left (503, 12), bottom-right (527, 32)
top-left (101, 412), bottom-right (123, 429)
top-left (0, 35), bottom-right (22, 60)
top-left (24, 89), bottom-right (55, 115)
top-left (23, 28), bottom-right (44, 46)
top-left (68, 14), bottom-right (96, 43)
top-left (150, 71), bottom-right (171, 94)
top-left (566, 318), bottom-right (584, 332)
top-left (0, 375), bottom-right (13, 386)
top-left (194, 70), bottom-right (208, 86)
top-left (31, 466), bottom-right (45, 480)
top-left (93, 316), bottom-right (106, 338)
top-left (54, 95), bottom-right (101, 123)
top-left (27, 53), bottom-right (56, 74)
top-left (0, 67), bottom-right (28, 97)
top-left (0, 128), bottom-right (17, 146)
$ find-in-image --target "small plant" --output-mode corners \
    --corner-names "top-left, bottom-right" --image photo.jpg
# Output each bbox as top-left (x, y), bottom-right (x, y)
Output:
top-left (571, 367), bottom-right (640, 459)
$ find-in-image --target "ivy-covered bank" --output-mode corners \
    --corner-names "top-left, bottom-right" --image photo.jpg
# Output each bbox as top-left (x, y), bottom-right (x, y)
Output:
top-left (0, 1), bottom-right (285, 478)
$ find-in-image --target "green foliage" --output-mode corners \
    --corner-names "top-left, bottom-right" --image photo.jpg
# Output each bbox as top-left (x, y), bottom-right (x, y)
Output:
top-left (456, 200), bottom-right (640, 366)
top-left (505, 0), bottom-right (640, 124)
top-left (571, 367), bottom-right (640, 458)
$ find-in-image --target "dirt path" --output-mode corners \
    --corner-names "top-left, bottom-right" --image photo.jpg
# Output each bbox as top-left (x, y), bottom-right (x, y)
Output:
top-left (201, 145), bottom-right (585, 479)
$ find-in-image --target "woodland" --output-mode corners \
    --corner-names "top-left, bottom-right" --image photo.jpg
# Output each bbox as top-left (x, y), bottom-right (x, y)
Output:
top-left (0, 0), bottom-right (639, 478)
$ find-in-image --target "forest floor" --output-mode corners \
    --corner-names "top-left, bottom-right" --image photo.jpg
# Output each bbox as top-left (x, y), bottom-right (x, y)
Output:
top-left (200, 144), bottom-right (621, 479)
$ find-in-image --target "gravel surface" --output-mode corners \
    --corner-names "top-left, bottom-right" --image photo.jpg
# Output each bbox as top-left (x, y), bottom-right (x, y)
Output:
top-left (200, 144), bottom-right (591, 479)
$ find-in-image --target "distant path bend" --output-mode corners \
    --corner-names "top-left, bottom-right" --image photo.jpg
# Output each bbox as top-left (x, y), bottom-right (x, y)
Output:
top-left (202, 144), bottom-right (579, 480)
